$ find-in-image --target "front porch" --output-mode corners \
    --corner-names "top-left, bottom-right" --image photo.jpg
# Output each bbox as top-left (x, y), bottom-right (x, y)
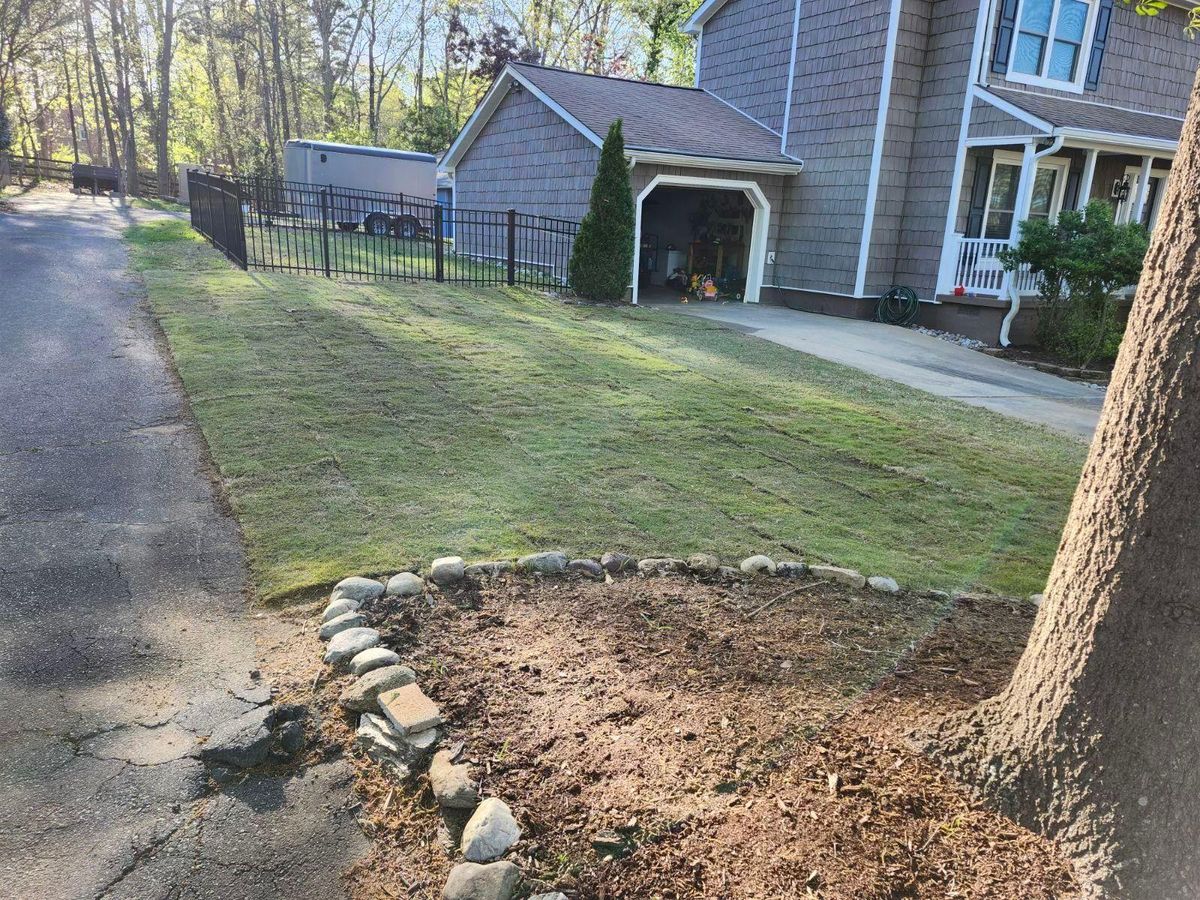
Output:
top-left (938, 139), bottom-right (1174, 300)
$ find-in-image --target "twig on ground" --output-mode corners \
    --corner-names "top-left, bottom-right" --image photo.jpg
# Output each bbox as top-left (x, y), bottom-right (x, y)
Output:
top-left (747, 581), bottom-right (828, 619)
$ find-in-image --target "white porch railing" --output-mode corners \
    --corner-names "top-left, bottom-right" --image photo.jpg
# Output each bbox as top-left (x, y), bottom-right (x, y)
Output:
top-left (950, 236), bottom-right (1040, 297)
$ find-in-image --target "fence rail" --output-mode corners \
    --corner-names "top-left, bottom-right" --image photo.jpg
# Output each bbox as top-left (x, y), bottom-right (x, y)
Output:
top-left (3, 154), bottom-right (179, 198)
top-left (189, 173), bottom-right (578, 291)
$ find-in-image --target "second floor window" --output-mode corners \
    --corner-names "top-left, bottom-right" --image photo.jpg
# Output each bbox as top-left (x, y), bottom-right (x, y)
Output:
top-left (1006, 0), bottom-right (1096, 90)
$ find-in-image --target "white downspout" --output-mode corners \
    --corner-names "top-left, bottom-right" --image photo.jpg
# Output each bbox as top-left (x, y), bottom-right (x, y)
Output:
top-left (1000, 134), bottom-right (1064, 347)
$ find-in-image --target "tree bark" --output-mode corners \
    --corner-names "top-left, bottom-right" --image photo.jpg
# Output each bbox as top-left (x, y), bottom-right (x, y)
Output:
top-left (155, 0), bottom-right (174, 195)
top-left (933, 66), bottom-right (1200, 898)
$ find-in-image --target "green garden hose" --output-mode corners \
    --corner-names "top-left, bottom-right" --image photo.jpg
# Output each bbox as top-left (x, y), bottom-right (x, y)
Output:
top-left (875, 285), bottom-right (921, 326)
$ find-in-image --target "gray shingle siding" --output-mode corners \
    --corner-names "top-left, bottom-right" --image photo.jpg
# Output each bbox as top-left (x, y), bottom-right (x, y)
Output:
top-left (967, 98), bottom-right (1045, 139)
top-left (699, 0), bottom-right (795, 133)
top-left (454, 85), bottom-right (598, 223)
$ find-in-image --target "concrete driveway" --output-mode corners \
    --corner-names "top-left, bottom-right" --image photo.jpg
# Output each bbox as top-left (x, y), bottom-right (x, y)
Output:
top-left (0, 189), bottom-right (366, 898)
top-left (657, 301), bottom-right (1104, 440)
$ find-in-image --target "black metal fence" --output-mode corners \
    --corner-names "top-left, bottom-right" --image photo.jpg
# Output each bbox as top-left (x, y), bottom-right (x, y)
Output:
top-left (188, 172), bottom-right (578, 291)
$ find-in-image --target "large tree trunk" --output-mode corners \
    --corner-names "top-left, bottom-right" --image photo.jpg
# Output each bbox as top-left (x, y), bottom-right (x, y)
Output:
top-left (155, 0), bottom-right (174, 196)
top-left (933, 67), bottom-right (1200, 898)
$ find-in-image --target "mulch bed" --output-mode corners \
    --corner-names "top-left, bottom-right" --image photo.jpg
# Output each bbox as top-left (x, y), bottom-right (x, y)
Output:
top-left (264, 574), bottom-right (1078, 900)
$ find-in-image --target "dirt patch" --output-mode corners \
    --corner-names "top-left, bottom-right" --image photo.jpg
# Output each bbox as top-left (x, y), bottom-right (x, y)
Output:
top-left (263, 575), bottom-right (1078, 899)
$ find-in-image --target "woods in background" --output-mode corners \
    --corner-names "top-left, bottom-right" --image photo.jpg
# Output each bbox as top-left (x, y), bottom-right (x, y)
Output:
top-left (0, 0), bottom-right (700, 190)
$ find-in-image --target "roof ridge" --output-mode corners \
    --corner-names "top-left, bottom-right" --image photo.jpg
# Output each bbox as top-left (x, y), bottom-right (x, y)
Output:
top-left (509, 61), bottom-right (704, 93)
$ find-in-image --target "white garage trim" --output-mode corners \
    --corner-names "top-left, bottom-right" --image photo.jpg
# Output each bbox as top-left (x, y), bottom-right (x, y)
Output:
top-left (632, 173), bottom-right (772, 306)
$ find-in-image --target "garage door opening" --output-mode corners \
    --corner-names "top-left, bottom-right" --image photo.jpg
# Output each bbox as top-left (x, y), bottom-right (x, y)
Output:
top-left (632, 174), bottom-right (771, 306)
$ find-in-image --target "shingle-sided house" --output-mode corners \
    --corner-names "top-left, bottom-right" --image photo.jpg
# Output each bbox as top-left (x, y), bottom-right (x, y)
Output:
top-left (442, 0), bottom-right (1199, 343)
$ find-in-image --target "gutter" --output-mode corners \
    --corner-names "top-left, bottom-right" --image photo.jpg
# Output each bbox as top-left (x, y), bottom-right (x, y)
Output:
top-left (1000, 134), bottom-right (1064, 347)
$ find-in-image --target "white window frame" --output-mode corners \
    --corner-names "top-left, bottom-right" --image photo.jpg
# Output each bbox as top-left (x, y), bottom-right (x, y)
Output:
top-left (1116, 163), bottom-right (1171, 230)
top-left (1005, 0), bottom-right (1100, 95)
top-left (981, 150), bottom-right (1071, 239)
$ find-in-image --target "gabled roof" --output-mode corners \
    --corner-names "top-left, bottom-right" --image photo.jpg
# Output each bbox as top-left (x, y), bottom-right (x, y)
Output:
top-left (979, 87), bottom-right (1182, 151)
top-left (443, 63), bottom-right (804, 175)
top-left (681, 0), bottom-right (730, 34)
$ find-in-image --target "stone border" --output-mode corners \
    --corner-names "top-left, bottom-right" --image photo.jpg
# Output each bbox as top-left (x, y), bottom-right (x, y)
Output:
top-left (313, 550), bottom-right (917, 900)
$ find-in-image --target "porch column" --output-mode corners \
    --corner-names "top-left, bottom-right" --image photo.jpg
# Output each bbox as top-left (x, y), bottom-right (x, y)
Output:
top-left (1077, 148), bottom-right (1099, 210)
top-left (1133, 155), bottom-right (1154, 225)
top-left (1009, 141), bottom-right (1039, 241)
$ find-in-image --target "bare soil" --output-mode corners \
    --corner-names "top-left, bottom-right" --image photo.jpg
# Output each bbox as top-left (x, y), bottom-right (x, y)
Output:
top-left (262, 574), bottom-right (1079, 900)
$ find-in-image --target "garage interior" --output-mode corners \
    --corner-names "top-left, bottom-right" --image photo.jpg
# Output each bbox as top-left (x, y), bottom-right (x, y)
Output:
top-left (637, 186), bottom-right (755, 303)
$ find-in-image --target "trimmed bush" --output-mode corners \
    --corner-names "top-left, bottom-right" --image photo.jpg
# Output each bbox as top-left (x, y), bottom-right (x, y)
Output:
top-left (568, 119), bottom-right (635, 302)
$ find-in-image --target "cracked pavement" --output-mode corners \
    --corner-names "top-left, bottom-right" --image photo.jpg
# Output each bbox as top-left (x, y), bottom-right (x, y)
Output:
top-left (0, 191), bottom-right (367, 898)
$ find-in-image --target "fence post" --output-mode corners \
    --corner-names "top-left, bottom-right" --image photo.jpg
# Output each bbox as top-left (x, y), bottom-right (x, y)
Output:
top-left (434, 204), bottom-right (445, 283)
top-left (320, 187), bottom-right (332, 278)
top-left (506, 208), bottom-right (517, 286)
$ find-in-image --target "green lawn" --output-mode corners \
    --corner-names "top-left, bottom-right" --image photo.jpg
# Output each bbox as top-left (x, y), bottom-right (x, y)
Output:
top-left (129, 218), bottom-right (1086, 602)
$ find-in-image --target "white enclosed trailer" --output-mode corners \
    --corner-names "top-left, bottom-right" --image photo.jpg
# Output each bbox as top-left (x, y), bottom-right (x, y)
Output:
top-left (283, 139), bottom-right (438, 236)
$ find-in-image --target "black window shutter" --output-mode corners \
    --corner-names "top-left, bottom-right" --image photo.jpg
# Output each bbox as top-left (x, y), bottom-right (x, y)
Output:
top-left (992, 0), bottom-right (1021, 74)
top-left (966, 154), bottom-right (993, 238)
top-left (1085, 0), bottom-right (1115, 91)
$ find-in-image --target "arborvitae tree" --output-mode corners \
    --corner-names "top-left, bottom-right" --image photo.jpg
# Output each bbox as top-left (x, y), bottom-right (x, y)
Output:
top-left (568, 119), bottom-right (635, 302)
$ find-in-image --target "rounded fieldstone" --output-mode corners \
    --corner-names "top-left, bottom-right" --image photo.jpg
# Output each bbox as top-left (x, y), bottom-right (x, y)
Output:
top-left (461, 797), bottom-right (522, 862)
top-left (349, 646), bottom-right (401, 676)
top-left (277, 720), bottom-right (306, 755)
top-left (319, 610), bottom-right (366, 641)
top-left (868, 575), bottom-right (901, 594)
top-left (809, 564), bottom-right (866, 590)
top-left (517, 551), bottom-right (569, 574)
top-left (430, 556), bottom-right (466, 586)
top-left (323, 627), bottom-right (381, 666)
top-left (529, 895), bottom-right (569, 900)
top-left (600, 551), bottom-right (636, 574)
top-left (1030, 593), bottom-right (1045, 607)
top-left (430, 749), bottom-right (480, 809)
top-left (339, 664), bottom-right (418, 713)
top-left (386, 571), bottom-right (425, 597)
top-left (740, 555), bottom-right (776, 576)
top-left (568, 559), bottom-right (604, 578)
top-left (687, 553), bottom-right (721, 575)
top-left (637, 557), bottom-right (687, 576)
top-left (465, 560), bottom-right (515, 578)
top-left (777, 561), bottom-right (808, 579)
top-left (442, 861), bottom-right (520, 900)
top-left (331, 576), bottom-right (385, 603)
top-left (322, 597), bottom-right (360, 622)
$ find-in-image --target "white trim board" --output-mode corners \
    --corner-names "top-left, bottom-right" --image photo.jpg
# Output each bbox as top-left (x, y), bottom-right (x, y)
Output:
top-left (682, 0), bottom-right (730, 34)
top-left (629, 150), bottom-right (802, 175)
top-left (781, 0), bottom-right (803, 155)
top-left (631, 173), bottom-right (772, 306)
top-left (852, 0), bottom-right (903, 298)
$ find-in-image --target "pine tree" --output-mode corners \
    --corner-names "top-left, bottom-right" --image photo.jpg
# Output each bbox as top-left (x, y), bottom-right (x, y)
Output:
top-left (568, 120), bottom-right (635, 302)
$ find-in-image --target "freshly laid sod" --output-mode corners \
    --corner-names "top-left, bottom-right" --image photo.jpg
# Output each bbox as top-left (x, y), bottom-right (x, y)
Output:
top-left (129, 218), bottom-right (1086, 602)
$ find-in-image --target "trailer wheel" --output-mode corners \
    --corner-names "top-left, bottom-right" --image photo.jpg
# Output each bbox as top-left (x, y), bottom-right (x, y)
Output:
top-left (364, 212), bottom-right (391, 236)
top-left (393, 215), bottom-right (421, 239)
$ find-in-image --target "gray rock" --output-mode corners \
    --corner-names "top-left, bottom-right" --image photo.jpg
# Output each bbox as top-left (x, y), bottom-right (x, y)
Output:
top-left (430, 749), bottom-right (480, 809)
top-left (349, 646), bottom-right (401, 676)
top-left (868, 575), bottom-right (901, 594)
top-left (319, 610), bottom-right (366, 640)
top-left (465, 560), bottom-right (514, 578)
top-left (517, 551), bottom-right (568, 574)
top-left (441, 861), bottom-right (520, 900)
top-left (528, 895), bottom-right (568, 900)
top-left (740, 555), bottom-right (776, 576)
top-left (277, 720), bottom-right (305, 756)
top-left (687, 553), bottom-right (721, 575)
top-left (386, 571), bottom-right (425, 597)
top-left (379, 683), bottom-right (442, 735)
top-left (600, 551), bottom-right (636, 574)
top-left (809, 565), bottom-right (866, 589)
top-left (430, 556), bottom-right (466, 586)
top-left (637, 557), bottom-right (686, 576)
top-left (331, 576), bottom-right (385, 603)
top-left (776, 561), bottom-right (808, 579)
top-left (568, 559), bottom-right (604, 578)
top-left (339, 664), bottom-right (418, 713)
top-left (717, 565), bottom-right (742, 580)
top-left (200, 706), bottom-right (275, 768)
top-left (461, 798), bottom-right (521, 862)
top-left (322, 597), bottom-right (360, 622)
top-left (1030, 593), bottom-right (1045, 607)
top-left (357, 712), bottom-right (440, 776)
top-left (323, 627), bottom-right (381, 666)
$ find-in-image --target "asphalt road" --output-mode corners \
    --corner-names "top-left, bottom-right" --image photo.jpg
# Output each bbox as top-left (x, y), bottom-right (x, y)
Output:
top-left (0, 189), bottom-right (366, 898)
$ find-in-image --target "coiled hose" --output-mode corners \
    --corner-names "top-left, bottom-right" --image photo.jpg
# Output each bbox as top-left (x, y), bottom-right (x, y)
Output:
top-left (874, 285), bottom-right (921, 327)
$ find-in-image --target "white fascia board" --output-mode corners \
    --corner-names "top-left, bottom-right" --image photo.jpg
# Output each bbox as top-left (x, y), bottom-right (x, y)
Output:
top-left (1054, 128), bottom-right (1178, 155)
top-left (441, 65), bottom-right (603, 171)
top-left (972, 86), bottom-right (1054, 133)
top-left (682, 0), bottom-right (729, 34)
top-left (628, 149), bottom-right (804, 175)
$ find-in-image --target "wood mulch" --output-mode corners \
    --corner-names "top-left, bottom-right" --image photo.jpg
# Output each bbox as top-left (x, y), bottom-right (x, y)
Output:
top-left (263, 573), bottom-right (1079, 900)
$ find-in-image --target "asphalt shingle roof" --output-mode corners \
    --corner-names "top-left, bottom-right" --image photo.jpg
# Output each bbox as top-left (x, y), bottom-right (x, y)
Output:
top-left (509, 63), bottom-right (801, 166)
top-left (988, 87), bottom-right (1183, 143)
